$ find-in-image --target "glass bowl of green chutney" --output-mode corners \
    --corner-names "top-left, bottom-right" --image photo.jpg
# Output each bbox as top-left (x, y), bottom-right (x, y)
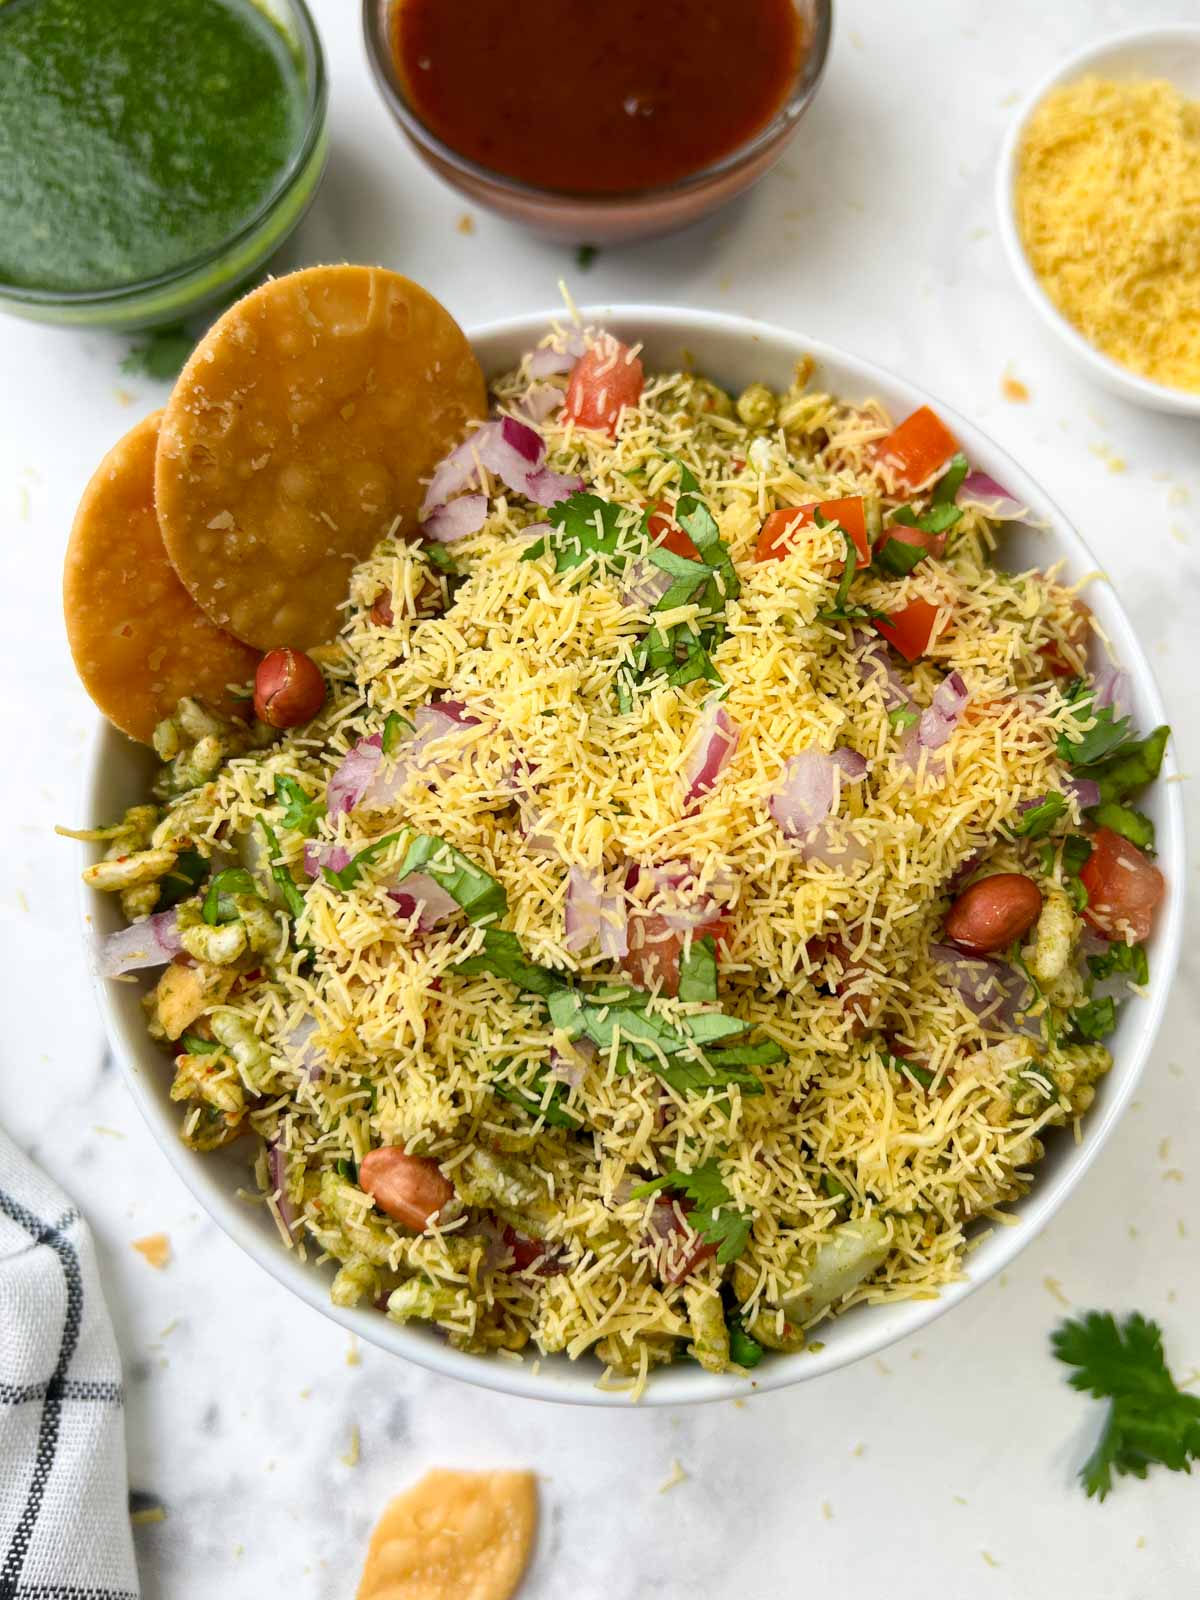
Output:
top-left (0, 0), bottom-right (329, 331)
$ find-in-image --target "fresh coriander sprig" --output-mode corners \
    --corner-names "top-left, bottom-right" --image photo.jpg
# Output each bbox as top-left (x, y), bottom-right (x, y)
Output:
top-left (632, 1159), bottom-right (752, 1264)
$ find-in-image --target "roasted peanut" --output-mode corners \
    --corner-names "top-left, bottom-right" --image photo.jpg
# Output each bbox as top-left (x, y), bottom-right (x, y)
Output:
top-left (360, 1148), bottom-right (453, 1231)
top-left (944, 873), bottom-right (1042, 955)
top-left (253, 648), bottom-right (326, 729)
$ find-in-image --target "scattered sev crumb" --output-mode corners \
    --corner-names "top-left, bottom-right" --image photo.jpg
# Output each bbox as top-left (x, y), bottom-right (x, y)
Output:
top-left (1089, 442), bottom-right (1127, 472)
top-left (158, 1319), bottom-right (178, 1339)
top-left (1129, 1224), bottom-right (1139, 1240)
top-left (732, 1399), bottom-right (746, 1410)
top-left (457, 213), bottom-right (475, 235)
top-left (821, 1500), bottom-right (834, 1521)
top-left (1001, 372), bottom-right (1030, 402)
top-left (113, 387), bottom-right (135, 408)
top-left (340, 1425), bottom-right (360, 1468)
top-left (1170, 523), bottom-right (1190, 545)
top-left (93, 1125), bottom-right (125, 1139)
top-left (852, 1442), bottom-right (865, 1457)
top-left (658, 1459), bottom-right (688, 1494)
top-left (1043, 1275), bottom-right (1070, 1307)
top-left (1159, 1138), bottom-right (1172, 1162)
top-left (1136, 1536), bottom-right (1147, 1549)
top-left (981, 1551), bottom-right (1000, 1569)
top-left (1163, 1169), bottom-right (1185, 1183)
top-left (299, 1387), bottom-right (312, 1399)
top-left (346, 1333), bottom-right (361, 1367)
top-left (15, 889), bottom-right (29, 913)
top-left (874, 1359), bottom-right (891, 1376)
top-left (910, 1348), bottom-right (922, 1361)
top-left (953, 1494), bottom-right (969, 1506)
top-left (131, 1234), bottom-right (170, 1269)
top-left (130, 1507), bottom-right (166, 1526)
top-left (1179, 1219), bottom-right (1188, 1240)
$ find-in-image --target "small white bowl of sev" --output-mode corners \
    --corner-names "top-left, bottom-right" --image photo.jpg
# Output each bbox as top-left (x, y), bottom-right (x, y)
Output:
top-left (997, 25), bottom-right (1200, 416)
top-left (81, 304), bottom-right (1185, 1406)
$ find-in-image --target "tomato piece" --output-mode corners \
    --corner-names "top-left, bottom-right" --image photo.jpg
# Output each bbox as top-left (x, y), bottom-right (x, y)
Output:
top-left (755, 496), bottom-right (870, 567)
top-left (620, 911), bottom-right (729, 998)
top-left (647, 501), bottom-right (700, 561)
top-left (883, 522), bottom-right (946, 560)
top-left (651, 1199), bottom-right (719, 1285)
top-left (502, 1224), bottom-right (566, 1277)
top-left (873, 596), bottom-right (940, 662)
top-left (1080, 827), bottom-right (1165, 942)
top-left (873, 406), bottom-right (960, 492)
top-left (563, 334), bottom-right (644, 436)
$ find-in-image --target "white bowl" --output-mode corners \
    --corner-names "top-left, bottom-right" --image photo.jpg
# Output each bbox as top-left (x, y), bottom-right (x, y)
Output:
top-left (996, 25), bottom-right (1200, 417)
top-left (81, 306), bottom-right (1185, 1406)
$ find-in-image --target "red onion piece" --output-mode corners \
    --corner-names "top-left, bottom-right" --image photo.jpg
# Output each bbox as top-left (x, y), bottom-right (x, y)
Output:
top-left (1067, 777), bottom-right (1101, 811)
top-left (918, 671), bottom-right (969, 751)
top-left (524, 467), bottom-right (585, 507)
top-left (769, 748), bottom-right (838, 837)
top-left (517, 384), bottom-right (564, 422)
top-left (419, 492), bottom-right (488, 544)
top-left (267, 1137), bottom-right (299, 1235)
top-left (853, 629), bottom-right (912, 711)
top-left (327, 735), bottom-right (383, 818)
top-left (620, 558), bottom-right (675, 610)
top-left (927, 942), bottom-right (1039, 1036)
top-left (527, 331), bottom-right (587, 378)
top-left (281, 1014), bottom-right (328, 1082)
top-left (95, 908), bottom-right (183, 977)
top-left (359, 701), bottom-right (482, 809)
top-left (564, 866), bottom-right (628, 957)
top-left (830, 747), bottom-right (869, 781)
top-left (420, 429), bottom-right (491, 518)
top-left (547, 1044), bottom-right (590, 1091)
top-left (683, 700), bottom-right (740, 808)
top-left (303, 841), bottom-right (351, 878)
top-left (1092, 664), bottom-right (1129, 716)
top-left (386, 872), bottom-right (461, 930)
top-left (956, 471), bottom-right (1026, 521)
top-left (798, 820), bottom-right (871, 871)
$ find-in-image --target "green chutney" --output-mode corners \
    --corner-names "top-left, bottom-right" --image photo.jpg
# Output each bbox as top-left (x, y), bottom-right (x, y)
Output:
top-left (0, 0), bottom-right (307, 293)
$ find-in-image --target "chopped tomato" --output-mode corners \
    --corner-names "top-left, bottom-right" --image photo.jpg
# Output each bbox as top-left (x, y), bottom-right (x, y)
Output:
top-left (1041, 598), bottom-right (1092, 679)
top-left (873, 406), bottom-right (960, 492)
top-left (756, 496), bottom-right (870, 567)
top-left (502, 1223), bottom-right (565, 1277)
top-left (652, 1199), bottom-right (719, 1285)
top-left (873, 596), bottom-right (940, 662)
top-left (647, 501), bottom-right (700, 561)
top-left (882, 522), bottom-right (946, 560)
top-left (1080, 827), bottom-right (1165, 943)
top-left (620, 911), bottom-right (730, 998)
top-left (563, 334), bottom-right (644, 436)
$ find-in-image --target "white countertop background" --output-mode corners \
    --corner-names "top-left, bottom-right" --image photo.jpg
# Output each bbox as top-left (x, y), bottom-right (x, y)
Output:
top-left (1, 0), bottom-right (1197, 1594)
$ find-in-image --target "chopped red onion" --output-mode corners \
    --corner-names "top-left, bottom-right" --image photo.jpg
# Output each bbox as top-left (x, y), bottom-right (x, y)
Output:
top-left (830, 747), bottom-right (870, 781)
top-left (769, 748), bottom-right (838, 837)
top-left (95, 908), bottom-right (183, 977)
top-left (946, 848), bottom-right (984, 892)
top-left (358, 701), bottom-right (482, 809)
top-left (797, 820), bottom-right (871, 871)
top-left (386, 872), bottom-right (460, 930)
top-left (683, 700), bottom-right (740, 808)
top-left (281, 1014), bottom-right (328, 1082)
top-left (526, 331), bottom-right (587, 378)
top-left (927, 942), bottom-right (1040, 1037)
top-left (420, 429), bottom-right (488, 517)
top-left (547, 1045), bottom-right (589, 1091)
top-left (956, 471), bottom-right (1026, 522)
top-left (524, 466), bottom-right (585, 507)
top-left (619, 558), bottom-right (675, 610)
top-left (1067, 777), bottom-right (1101, 811)
top-left (918, 671), bottom-right (969, 752)
top-left (303, 840), bottom-right (351, 878)
top-left (327, 735), bottom-right (383, 818)
top-left (564, 866), bottom-right (628, 958)
top-left (1092, 664), bottom-right (1129, 716)
top-left (267, 1137), bottom-right (299, 1235)
top-left (517, 384), bottom-right (564, 422)
top-left (419, 492), bottom-right (488, 544)
top-left (627, 860), bottom-right (735, 933)
top-left (853, 629), bottom-right (911, 711)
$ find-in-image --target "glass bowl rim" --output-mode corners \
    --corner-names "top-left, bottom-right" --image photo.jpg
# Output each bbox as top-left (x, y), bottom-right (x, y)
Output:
top-left (362, 0), bottom-right (833, 207)
top-left (0, 0), bottom-right (329, 311)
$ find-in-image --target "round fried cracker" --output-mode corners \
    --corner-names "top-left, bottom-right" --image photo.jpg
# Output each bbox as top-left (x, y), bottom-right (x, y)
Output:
top-left (64, 412), bottom-right (260, 743)
top-left (155, 266), bottom-right (486, 650)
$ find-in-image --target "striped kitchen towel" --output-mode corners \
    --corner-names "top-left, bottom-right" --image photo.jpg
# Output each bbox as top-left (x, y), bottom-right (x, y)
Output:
top-left (0, 1125), bottom-right (138, 1599)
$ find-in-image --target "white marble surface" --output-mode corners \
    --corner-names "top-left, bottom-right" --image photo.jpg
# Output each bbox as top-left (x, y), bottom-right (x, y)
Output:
top-left (1, 0), bottom-right (1198, 1593)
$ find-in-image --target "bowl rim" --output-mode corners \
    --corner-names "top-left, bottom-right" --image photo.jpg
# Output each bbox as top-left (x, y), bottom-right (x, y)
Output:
top-left (81, 303), bottom-right (1185, 1406)
top-left (0, 0), bottom-right (329, 312)
top-left (995, 23), bottom-right (1200, 417)
top-left (360, 0), bottom-right (832, 207)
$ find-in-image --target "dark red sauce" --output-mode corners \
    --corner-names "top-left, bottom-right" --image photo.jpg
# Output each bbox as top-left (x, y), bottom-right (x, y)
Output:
top-left (392, 0), bottom-right (805, 195)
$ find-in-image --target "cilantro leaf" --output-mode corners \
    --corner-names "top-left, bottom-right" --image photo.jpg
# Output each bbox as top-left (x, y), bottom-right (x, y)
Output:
top-left (257, 819), bottom-right (308, 921)
top-left (1086, 801), bottom-right (1155, 853)
top-left (156, 847), bottom-right (209, 909)
top-left (1087, 941), bottom-right (1148, 988)
top-left (392, 835), bottom-right (507, 924)
top-left (525, 492), bottom-right (632, 576)
top-left (493, 1061), bottom-right (582, 1129)
top-left (420, 541), bottom-right (459, 574)
top-left (453, 928), bottom-right (563, 997)
top-left (1057, 680), bottom-right (1133, 767)
top-left (632, 1159), bottom-right (752, 1264)
top-left (677, 934), bottom-right (718, 1004)
top-left (883, 1051), bottom-right (934, 1089)
top-left (382, 711), bottom-right (412, 756)
top-left (646, 544), bottom-right (710, 611)
top-left (120, 325), bottom-right (193, 382)
top-left (1069, 996), bottom-right (1118, 1043)
top-left (1076, 725), bottom-right (1170, 805)
top-left (274, 775), bottom-right (325, 838)
top-left (1052, 1311), bottom-right (1200, 1499)
top-left (180, 1033), bottom-right (223, 1056)
top-left (202, 867), bottom-right (259, 925)
top-left (1010, 791), bottom-right (1068, 840)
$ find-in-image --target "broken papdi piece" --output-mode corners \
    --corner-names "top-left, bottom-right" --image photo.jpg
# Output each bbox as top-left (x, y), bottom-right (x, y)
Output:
top-left (155, 265), bottom-right (486, 650)
top-left (356, 1469), bottom-right (537, 1600)
top-left (63, 412), bottom-right (260, 743)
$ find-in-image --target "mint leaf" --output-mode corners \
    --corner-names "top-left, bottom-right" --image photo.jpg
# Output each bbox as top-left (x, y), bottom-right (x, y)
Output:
top-left (323, 831), bottom-right (408, 891)
top-left (677, 934), bottom-right (718, 1004)
top-left (453, 928), bottom-right (563, 997)
top-left (392, 835), bottom-right (507, 923)
top-left (493, 1061), bottom-right (582, 1129)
